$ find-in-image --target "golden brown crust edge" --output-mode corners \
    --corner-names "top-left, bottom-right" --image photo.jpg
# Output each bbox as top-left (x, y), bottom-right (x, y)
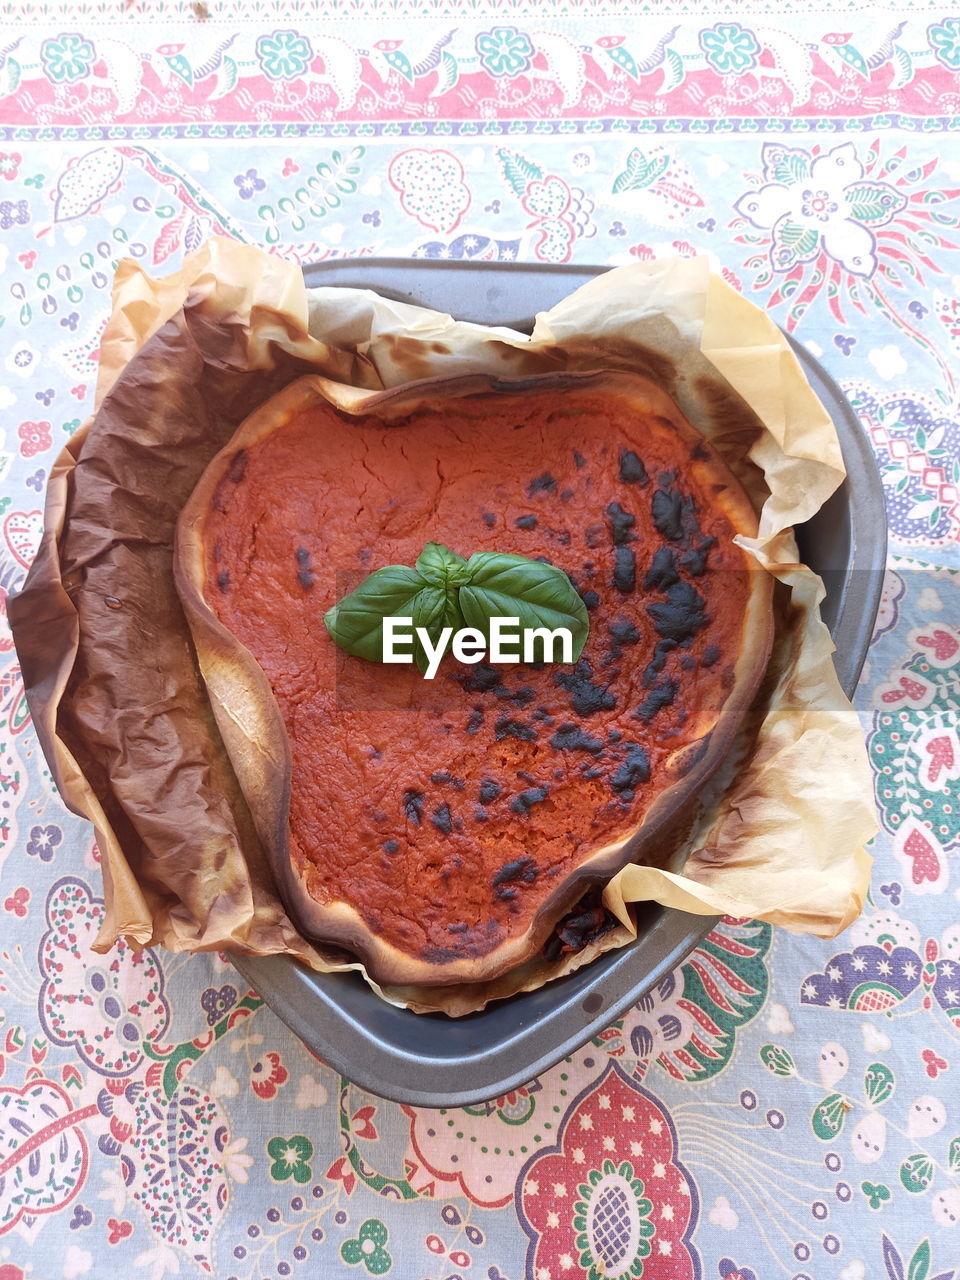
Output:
top-left (174, 368), bottom-right (774, 987)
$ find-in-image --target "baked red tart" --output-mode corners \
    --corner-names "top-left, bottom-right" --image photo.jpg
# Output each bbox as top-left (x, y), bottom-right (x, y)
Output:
top-left (175, 370), bottom-right (773, 986)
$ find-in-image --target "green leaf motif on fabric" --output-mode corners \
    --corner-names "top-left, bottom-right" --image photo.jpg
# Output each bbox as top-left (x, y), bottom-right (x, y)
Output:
top-left (864, 1061), bottom-right (896, 1107)
top-left (834, 43), bottom-right (870, 77)
top-left (604, 45), bottom-right (639, 80)
top-left (845, 181), bottom-right (907, 226)
top-left (770, 218), bottom-right (820, 270)
top-left (163, 52), bottom-right (194, 86)
top-left (612, 148), bottom-right (670, 194)
top-left (644, 919), bottom-right (772, 1084)
top-left (762, 143), bottom-right (810, 186)
top-left (900, 1153), bottom-right (935, 1194)
top-left (907, 1238), bottom-right (931, 1280)
top-left (812, 1092), bottom-right (848, 1140)
top-left (498, 148), bottom-right (543, 196)
top-left (660, 49), bottom-right (685, 93)
top-left (759, 1043), bottom-right (796, 1077)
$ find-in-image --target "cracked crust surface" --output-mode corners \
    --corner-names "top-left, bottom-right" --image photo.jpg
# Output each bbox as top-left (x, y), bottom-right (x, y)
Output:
top-left (175, 370), bottom-right (773, 986)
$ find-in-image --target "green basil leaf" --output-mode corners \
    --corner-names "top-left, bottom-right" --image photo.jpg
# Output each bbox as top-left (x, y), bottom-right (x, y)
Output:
top-left (323, 565), bottom-right (429, 663)
top-left (459, 552), bottom-right (589, 662)
top-left (415, 541), bottom-right (469, 592)
top-left (410, 582), bottom-right (455, 675)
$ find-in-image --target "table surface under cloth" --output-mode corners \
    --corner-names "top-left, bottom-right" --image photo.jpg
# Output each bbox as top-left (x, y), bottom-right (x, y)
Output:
top-left (1, 2), bottom-right (959, 1278)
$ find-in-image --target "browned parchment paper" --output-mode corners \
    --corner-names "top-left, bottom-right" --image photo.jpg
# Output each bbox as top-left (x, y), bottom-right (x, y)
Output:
top-left (10, 238), bottom-right (874, 1015)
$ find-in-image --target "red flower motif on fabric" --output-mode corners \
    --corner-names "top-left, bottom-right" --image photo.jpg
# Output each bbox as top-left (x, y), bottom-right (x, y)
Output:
top-left (351, 1104), bottom-right (379, 1140)
top-left (17, 420), bottom-right (52, 459)
top-left (518, 1062), bottom-right (700, 1280)
top-left (0, 152), bottom-right (20, 181)
top-left (922, 1048), bottom-right (948, 1078)
top-left (251, 1050), bottom-right (289, 1099)
top-left (325, 1154), bottom-right (357, 1195)
top-left (107, 1216), bottom-right (133, 1244)
top-left (3, 886), bottom-right (29, 917)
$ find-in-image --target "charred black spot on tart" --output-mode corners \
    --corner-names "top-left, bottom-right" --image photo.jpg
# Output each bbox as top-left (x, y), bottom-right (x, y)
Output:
top-left (509, 787), bottom-right (549, 815)
top-left (606, 501), bottom-right (636, 546)
top-left (619, 448), bottom-right (649, 486)
top-left (613, 546), bottom-right (636, 593)
top-left (466, 708), bottom-right (483, 734)
top-left (701, 644), bottom-right (721, 668)
top-left (493, 857), bottom-right (539, 887)
top-left (295, 547), bottom-right (315, 588)
top-left (635, 677), bottom-right (679, 723)
top-left (680, 536), bottom-right (717, 577)
top-left (431, 771), bottom-right (465, 789)
top-left (495, 717), bottom-right (537, 742)
top-left (460, 663), bottom-right (503, 694)
top-left (606, 618), bottom-right (641, 666)
top-left (554, 659), bottom-right (617, 717)
top-left (402, 789), bottom-right (424, 825)
top-left (212, 450), bottom-right (249, 512)
top-left (609, 742), bottom-right (651, 799)
top-left (644, 546), bottom-right (680, 592)
top-left (550, 723), bottom-right (605, 754)
top-left (642, 638), bottom-right (678, 686)
top-left (382, 839), bottom-right (399, 855)
top-left (573, 450), bottom-right (587, 469)
top-left (528, 471), bottom-right (557, 496)
top-left (217, 570), bottom-right (230, 592)
top-left (482, 511), bottom-right (496, 527)
top-left (479, 778), bottom-right (502, 804)
top-left (543, 890), bottom-right (619, 959)
top-left (497, 685), bottom-right (535, 707)
top-left (515, 514), bottom-right (538, 530)
top-left (651, 470), bottom-right (710, 551)
top-left (647, 581), bottom-right (710, 644)
top-left (651, 486), bottom-right (685, 542)
top-left (581, 589), bottom-right (601, 611)
top-left (431, 803), bottom-right (453, 834)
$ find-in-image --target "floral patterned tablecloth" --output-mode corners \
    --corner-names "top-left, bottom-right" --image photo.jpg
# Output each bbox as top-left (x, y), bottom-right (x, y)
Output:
top-left (1, 2), bottom-right (960, 1278)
